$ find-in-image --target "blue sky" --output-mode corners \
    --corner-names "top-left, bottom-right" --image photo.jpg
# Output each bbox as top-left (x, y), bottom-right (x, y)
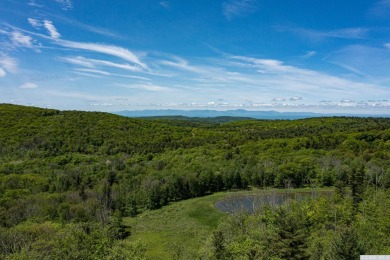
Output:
top-left (1, 0), bottom-right (390, 113)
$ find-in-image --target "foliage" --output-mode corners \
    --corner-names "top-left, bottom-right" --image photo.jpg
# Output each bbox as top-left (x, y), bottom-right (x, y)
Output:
top-left (1, 104), bottom-right (390, 258)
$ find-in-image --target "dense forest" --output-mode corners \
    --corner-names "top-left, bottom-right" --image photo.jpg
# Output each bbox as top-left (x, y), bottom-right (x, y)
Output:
top-left (0, 104), bottom-right (389, 259)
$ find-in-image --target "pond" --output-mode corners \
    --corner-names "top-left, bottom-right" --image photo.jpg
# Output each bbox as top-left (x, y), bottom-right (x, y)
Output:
top-left (214, 190), bottom-right (332, 214)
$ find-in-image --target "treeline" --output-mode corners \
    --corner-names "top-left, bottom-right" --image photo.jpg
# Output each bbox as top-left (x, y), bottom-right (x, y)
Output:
top-left (202, 187), bottom-right (390, 259)
top-left (1, 104), bottom-right (390, 258)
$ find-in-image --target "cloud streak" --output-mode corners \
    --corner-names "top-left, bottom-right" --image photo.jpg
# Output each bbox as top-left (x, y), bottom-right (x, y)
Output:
top-left (73, 68), bottom-right (151, 80)
top-left (48, 15), bottom-right (122, 38)
top-left (0, 52), bottom-right (18, 73)
top-left (5, 23), bottom-right (147, 72)
top-left (222, 0), bottom-right (257, 20)
top-left (118, 83), bottom-right (171, 92)
top-left (0, 27), bottom-right (40, 51)
top-left (43, 20), bottom-right (61, 39)
top-left (325, 45), bottom-right (390, 79)
top-left (28, 18), bottom-right (41, 29)
top-left (369, 0), bottom-right (390, 18)
top-left (275, 26), bottom-right (369, 41)
top-left (159, 1), bottom-right (171, 10)
top-left (58, 41), bottom-right (147, 69)
top-left (20, 82), bottom-right (38, 89)
top-left (59, 56), bottom-right (144, 72)
top-left (54, 0), bottom-right (73, 10)
top-left (159, 56), bottom-right (208, 74)
top-left (11, 31), bottom-right (34, 48)
top-left (0, 68), bottom-right (5, 77)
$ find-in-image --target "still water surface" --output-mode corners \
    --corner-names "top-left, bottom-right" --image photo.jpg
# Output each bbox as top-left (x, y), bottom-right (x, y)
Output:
top-left (215, 191), bottom-right (332, 214)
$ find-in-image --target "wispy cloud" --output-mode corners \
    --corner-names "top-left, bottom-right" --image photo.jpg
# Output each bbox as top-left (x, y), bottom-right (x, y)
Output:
top-left (49, 15), bottom-right (122, 38)
top-left (275, 26), bottom-right (369, 41)
top-left (0, 27), bottom-right (40, 51)
top-left (159, 1), bottom-right (171, 10)
top-left (325, 45), bottom-right (390, 79)
top-left (11, 31), bottom-right (34, 48)
top-left (43, 20), bottom-right (61, 39)
top-left (225, 54), bottom-right (387, 99)
top-left (303, 51), bottom-right (317, 58)
top-left (28, 0), bottom-right (43, 8)
top-left (4, 23), bottom-right (148, 72)
top-left (54, 0), bottom-right (73, 10)
top-left (75, 68), bottom-right (110, 76)
top-left (74, 68), bottom-right (151, 80)
top-left (58, 41), bottom-right (147, 69)
top-left (60, 56), bottom-right (94, 68)
top-left (0, 52), bottom-right (18, 73)
top-left (230, 55), bottom-right (299, 73)
top-left (2, 21), bottom-right (389, 107)
top-left (0, 68), bottom-right (6, 78)
top-left (27, 18), bottom-right (41, 29)
top-left (20, 82), bottom-right (38, 89)
top-left (118, 83), bottom-right (171, 92)
top-left (222, 0), bottom-right (257, 20)
top-left (369, 0), bottom-right (390, 18)
top-left (73, 71), bottom-right (104, 78)
top-left (59, 56), bottom-right (144, 72)
top-left (160, 56), bottom-right (208, 74)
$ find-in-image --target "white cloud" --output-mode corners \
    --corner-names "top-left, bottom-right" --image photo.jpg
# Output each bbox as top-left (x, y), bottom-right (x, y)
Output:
top-left (275, 26), bottom-right (369, 41)
top-left (52, 16), bottom-right (120, 38)
top-left (43, 20), bottom-right (61, 39)
top-left (20, 82), bottom-right (38, 89)
top-left (325, 45), bottom-right (390, 78)
top-left (159, 1), bottom-right (171, 10)
top-left (228, 54), bottom-right (377, 98)
top-left (289, 96), bottom-right (303, 101)
top-left (0, 27), bottom-right (40, 51)
top-left (28, 18), bottom-right (42, 29)
top-left (327, 28), bottom-right (369, 39)
top-left (0, 52), bottom-right (18, 72)
top-left (303, 51), bottom-right (317, 58)
top-left (59, 56), bottom-right (94, 67)
top-left (11, 31), bottom-right (34, 48)
top-left (119, 83), bottom-right (171, 92)
top-left (59, 56), bottom-right (144, 72)
top-left (55, 0), bottom-right (73, 10)
top-left (160, 56), bottom-right (207, 74)
top-left (2, 24), bottom-right (147, 70)
top-left (75, 68), bottom-right (110, 76)
top-left (28, 0), bottom-right (43, 8)
top-left (230, 55), bottom-right (298, 73)
top-left (370, 0), bottom-right (390, 18)
top-left (73, 68), bottom-right (150, 80)
top-left (222, 0), bottom-right (257, 20)
top-left (58, 41), bottom-right (147, 69)
top-left (0, 68), bottom-right (6, 77)
top-left (73, 71), bottom-right (104, 78)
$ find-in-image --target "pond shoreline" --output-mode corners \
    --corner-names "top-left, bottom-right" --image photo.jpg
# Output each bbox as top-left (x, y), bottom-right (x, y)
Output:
top-left (214, 189), bottom-right (333, 214)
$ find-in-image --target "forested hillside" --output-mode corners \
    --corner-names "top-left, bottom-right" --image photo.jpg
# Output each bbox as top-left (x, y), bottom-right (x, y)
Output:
top-left (1, 104), bottom-right (390, 259)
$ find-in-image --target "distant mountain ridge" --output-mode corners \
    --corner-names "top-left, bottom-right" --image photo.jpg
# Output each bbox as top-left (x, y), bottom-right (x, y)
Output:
top-left (115, 109), bottom-right (390, 120)
top-left (115, 109), bottom-right (320, 120)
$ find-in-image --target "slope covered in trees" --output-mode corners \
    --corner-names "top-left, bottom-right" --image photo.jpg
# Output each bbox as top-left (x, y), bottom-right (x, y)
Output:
top-left (1, 104), bottom-right (390, 258)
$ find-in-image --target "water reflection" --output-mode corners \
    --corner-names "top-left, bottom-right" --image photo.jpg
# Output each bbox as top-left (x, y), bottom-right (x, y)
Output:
top-left (215, 191), bottom-right (332, 214)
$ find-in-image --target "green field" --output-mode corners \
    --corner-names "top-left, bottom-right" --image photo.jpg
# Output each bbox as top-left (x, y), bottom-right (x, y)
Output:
top-left (124, 192), bottom-right (226, 259)
top-left (124, 188), bottom-right (333, 259)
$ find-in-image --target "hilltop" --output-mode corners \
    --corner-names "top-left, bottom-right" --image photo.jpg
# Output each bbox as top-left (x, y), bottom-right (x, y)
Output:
top-left (1, 104), bottom-right (390, 259)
